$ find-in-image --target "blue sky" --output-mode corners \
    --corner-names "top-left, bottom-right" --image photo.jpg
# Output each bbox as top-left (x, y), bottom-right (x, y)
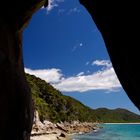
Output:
top-left (23, 0), bottom-right (140, 115)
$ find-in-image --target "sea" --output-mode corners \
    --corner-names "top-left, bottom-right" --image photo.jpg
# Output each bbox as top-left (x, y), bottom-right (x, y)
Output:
top-left (71, 124), bottom-right (140, 140)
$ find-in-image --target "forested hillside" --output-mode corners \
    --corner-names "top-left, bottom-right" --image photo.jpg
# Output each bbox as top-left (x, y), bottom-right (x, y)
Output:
top-left (26, 74), bottom-right (140, 123)
top-left (26, 74), bottom-right (97, 122)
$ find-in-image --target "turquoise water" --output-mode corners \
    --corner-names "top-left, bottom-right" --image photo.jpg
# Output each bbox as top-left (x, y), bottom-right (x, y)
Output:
top-left (71, 124), bottom-right (140, 140)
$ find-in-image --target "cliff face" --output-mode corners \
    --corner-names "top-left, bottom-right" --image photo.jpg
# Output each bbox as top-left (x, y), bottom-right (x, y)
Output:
top-left (0, 1), bottom-right (47, 140)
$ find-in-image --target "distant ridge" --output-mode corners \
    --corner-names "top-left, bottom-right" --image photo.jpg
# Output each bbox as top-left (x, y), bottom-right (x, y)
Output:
top-left (26, 74), bottom-right (140, 123)
top-left (94, 108), bottom-right (140, 123)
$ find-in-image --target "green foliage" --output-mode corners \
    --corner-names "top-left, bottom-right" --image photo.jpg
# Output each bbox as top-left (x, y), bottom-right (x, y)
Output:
top-left (26, 74), bottom-right (97, 123)
top-left (26, 74), bottom-right (140, 123)
top-left (94, 108), bottom-right (140, 123)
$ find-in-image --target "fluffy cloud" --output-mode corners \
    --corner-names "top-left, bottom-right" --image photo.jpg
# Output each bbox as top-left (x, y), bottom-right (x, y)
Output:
top-left (53, 67), bottom-right (121, 92)
top-left (25, 68), bottom-right (63, 84)
top-left (25, 60), bottom-right (121, 93)
top-left (47, 0), bottom-right (64, 12)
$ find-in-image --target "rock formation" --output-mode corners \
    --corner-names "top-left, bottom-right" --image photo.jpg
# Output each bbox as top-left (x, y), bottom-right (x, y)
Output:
top-left (31, 111), bottom-right (98, 140)
top-left (0, 1), bottom-right (48, 140)
top-left (32, 111), bottom-right (98, 136)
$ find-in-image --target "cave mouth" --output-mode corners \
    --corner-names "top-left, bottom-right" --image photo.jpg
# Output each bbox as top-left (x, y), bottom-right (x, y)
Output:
top-left (23, 0), bottom-right (140, 118)
top-left (1, 1), bottom-right (140, 140)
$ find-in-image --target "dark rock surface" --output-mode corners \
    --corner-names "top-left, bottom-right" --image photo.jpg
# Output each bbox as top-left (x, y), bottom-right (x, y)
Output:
top-left (59, 133), bottom-right (66, 138)
top-left (0, 0), bottom-right (47, 140)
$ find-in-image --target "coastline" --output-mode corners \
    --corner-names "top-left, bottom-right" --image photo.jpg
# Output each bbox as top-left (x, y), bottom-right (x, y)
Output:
top-left (31, 133), bottom-right (71, 140)
top-left (71, 123), bottom-right (140, 140)
top-left (31, 111), bottom-right (99, 140)
top-left (31, 121), bottom-right (99, 140)
top-left (104, 123), bottom-right (140, 124)
top-left (31, 111), bottom-right (140, 140)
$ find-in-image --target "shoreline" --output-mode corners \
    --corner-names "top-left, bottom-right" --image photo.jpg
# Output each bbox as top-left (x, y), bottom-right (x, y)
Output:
top-left (31, 133), bottom-right (71, 140)
top-left (31, 111), bottom-right (140, 140)
top-left (31, 121), bottom-right (99, 140)
top-left (31, 111), bottom-right (99, 140)
top-left (31, 121), bottom-right (140, 140)
top-left (31, 111), bottom-right (100, 140)
top-left (104, 123), bottom-right (140, 124)
top-left (31, 122), bottom-right (99, 140)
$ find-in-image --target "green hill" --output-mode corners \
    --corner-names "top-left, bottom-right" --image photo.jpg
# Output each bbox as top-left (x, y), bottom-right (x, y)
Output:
top-left (26, 73), bottom-right (97, 123)
top-left (95, 108), bottom-right (140, 123)
top-left (26, 73), bottom-right (140, 123)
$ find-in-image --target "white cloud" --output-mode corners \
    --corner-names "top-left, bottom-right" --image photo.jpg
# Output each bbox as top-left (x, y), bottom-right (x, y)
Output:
top-left (25, 68), bottom-right (62, 84)
top-left (47, 0), bottom-right (57, 12)
top-left (92, 60), bottom-right (112, 68)
top-left (77, 72), bottom-right (84, 76)
top-left (53, 67), bottom-right (121, 92)
top-left (46, 0), bottom-right (64, 12)
top-left (25, 60), bottom-right (121, 93)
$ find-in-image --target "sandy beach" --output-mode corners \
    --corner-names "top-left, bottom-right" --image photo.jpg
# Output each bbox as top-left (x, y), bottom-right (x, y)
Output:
top-left (31, 134), bottom-right (59, 140)
top-left (31, 133), bottom-right (70, 140)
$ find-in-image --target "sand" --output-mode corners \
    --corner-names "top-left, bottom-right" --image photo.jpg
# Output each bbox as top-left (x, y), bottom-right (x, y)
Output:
top-left (31, 134), bottom-right (59, 140)
top-left (31, 133), bottom-right (71, 140)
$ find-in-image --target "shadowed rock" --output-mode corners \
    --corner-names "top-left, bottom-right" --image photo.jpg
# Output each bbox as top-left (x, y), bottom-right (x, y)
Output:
top-left (0, 0), bottom-right (48, 140)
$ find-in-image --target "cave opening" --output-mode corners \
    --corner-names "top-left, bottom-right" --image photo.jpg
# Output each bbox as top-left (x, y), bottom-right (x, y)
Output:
top-left (1, 0), bottom-right (140, 140)
top-left (23, 0), bottom-right (140, 124)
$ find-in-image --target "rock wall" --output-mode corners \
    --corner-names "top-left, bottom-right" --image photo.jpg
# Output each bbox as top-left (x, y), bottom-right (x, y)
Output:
top-left (0, 1), bottom-right (47, 140)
